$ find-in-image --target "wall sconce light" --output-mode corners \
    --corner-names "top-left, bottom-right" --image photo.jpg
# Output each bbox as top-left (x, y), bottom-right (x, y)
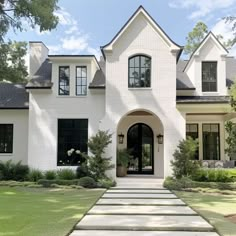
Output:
top-left (157, 134), bottom-right (164, 144)
top-left (118, 133), bottom-right (124, 144)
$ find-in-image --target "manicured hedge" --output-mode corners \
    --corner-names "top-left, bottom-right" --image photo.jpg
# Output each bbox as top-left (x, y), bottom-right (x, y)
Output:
top-left (164, 176), bottom-right (236, 191)
top-left (192, 168), bottom-right (236, 182)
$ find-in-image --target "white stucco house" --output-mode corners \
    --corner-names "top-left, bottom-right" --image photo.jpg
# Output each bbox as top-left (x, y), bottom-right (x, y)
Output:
top-left (0, 6), bottom-right (236, 178)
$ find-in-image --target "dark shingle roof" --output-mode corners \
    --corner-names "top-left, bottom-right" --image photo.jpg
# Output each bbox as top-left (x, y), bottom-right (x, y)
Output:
top-left (89, 60), bottom-right (105, 89)
top-left (26, 59), bottom-right (52, 89)
top-left (1, 55), bottom-right (236, 107)
top-left (177, 60), bottom-right (195, 90)
top-left (0, 83), bottom-right (29, 109)
top-left (177, 96), bottom-right (230, 104)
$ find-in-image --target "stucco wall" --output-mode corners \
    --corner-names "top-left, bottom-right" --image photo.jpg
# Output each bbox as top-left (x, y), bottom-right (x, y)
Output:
top-left (100, 13), bottom-right (186, 178)
top-left (0, 110), bottom-right (28, 164)
top-left (27, 90), bottom-right (105, 170)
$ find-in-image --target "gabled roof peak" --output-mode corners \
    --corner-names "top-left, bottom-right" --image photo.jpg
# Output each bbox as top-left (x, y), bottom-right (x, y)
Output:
top-left (183, 31), bottom-right (228, 72)
top-left (101, 5), bottom-right (183, 59)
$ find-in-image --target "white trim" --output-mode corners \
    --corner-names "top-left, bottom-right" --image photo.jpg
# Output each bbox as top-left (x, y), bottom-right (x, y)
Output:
top-left (103, 8), bottom-right (181, 52)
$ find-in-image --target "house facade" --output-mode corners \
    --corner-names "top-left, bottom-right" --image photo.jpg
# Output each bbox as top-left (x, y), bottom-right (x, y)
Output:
top-left (0, 6), bottom-right (235, 178)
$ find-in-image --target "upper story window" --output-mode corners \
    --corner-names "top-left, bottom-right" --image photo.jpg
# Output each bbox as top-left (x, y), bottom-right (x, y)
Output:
top-left (76, 66), bottom-right (87, 96)
top-left (128, 55), bottom-right (151, 88)
top-left (202, 62), bottom-right (217, 92)
top-left (0, 124), bottom-right (13, 153)
top-left (59, 66), bottom-right (70, 95)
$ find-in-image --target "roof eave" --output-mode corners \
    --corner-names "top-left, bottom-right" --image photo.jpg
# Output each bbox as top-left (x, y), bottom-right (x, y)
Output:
top-left (101, 5), bottom-right (182, 59)
top-left (183, 31), bottom-right (229, 72)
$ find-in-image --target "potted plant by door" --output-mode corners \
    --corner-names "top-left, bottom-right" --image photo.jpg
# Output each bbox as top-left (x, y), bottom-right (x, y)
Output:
top-left (117, 149), bottom-right (131, 177)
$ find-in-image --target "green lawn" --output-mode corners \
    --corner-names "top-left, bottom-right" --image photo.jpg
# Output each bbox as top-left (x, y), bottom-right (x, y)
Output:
top-left (0, 186), bottom-right (104, 236)
top-left (176, 191), bottom-right (236, 236)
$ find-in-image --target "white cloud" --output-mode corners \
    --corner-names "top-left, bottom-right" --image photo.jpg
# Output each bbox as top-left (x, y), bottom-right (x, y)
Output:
top-left (47, 45), bottom-right (62, 54)
top-left (229, 44), bottom-right (236, 56)
top-left (54, 7), bottom-right (77, 26)
top-left (65, 25), bottom-right (79, 35)
top-left (46, 7), bottom-right (101, 59)
top-left (212, 19), bottom-right (235, 41)
top-left (61, 35), bottom-right (89, 52)
top-left (87, 47), bottom-right (101, 59)
top-left (211, 19), bottom-right (236, 56)
top-left (169, 0), bottom-right (236, 19)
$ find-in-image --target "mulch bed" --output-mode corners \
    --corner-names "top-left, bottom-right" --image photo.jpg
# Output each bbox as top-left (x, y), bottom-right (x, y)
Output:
top-left (225, 214), bottom-right (236, 224)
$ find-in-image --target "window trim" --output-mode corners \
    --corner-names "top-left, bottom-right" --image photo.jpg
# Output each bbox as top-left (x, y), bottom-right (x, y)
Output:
top-left (202, 61), bottom-right (218, 92)
top-left (202, 123), bottom-right (220, 160)
top-left (58, 66), bottom-right (70, 96)
top-left (128, 55), bottom-right (151, 88)
top-left (75, 66), bottom-right (87, 96)
top-left (0, 124), bottom-right (13, 154)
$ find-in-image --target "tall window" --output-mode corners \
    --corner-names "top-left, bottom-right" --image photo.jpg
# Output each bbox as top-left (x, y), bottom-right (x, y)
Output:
top-left (202, 62), bottom-right (217, 92)
top-left (203, 124), bottom-right (220, 160)
top-left (59, 66), bottom-right (70, 95)
top-left (186, 124), bottom-right (199, 160)
top-left (0, 124), bottom-right (13, 153)
top-left (57, 119), bottom-right (88, 166)
top-left (128, 55), bottom-right (151, 88)
top-left (76, 66), bottom-right (87, 96)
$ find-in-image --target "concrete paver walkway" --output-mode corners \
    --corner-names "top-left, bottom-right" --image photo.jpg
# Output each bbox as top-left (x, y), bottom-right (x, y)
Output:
top-left (70, 177), bottom-right (220, 236)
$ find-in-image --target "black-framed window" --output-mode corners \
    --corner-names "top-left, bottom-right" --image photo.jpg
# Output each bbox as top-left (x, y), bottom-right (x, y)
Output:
top-left (76, 66), bottom-right (87, 96)
top-left (203, 124), bottom-right (220, 160)
top-left (59, 66), bottom-right (70, 95)
top-left (202, 62), bottom-right (217, 92)
top-left (57, 119), bottom-right (88, 166)
top-left (0, 124), bottom-right (13, 153)
top-left (128, 55), bottom-right (151, 88)
top-left (186, 124), bottom-right (199, 160)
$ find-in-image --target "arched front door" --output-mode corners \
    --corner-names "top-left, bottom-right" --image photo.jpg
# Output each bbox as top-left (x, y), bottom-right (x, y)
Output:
top-left (127, 123), bottom-right (154, 174)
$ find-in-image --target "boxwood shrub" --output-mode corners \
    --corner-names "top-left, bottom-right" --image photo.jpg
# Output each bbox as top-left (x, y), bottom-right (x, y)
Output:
top-left (78, 176), bottom-right (97, 188)
top-left (192, 168), bottom-right (235, 182)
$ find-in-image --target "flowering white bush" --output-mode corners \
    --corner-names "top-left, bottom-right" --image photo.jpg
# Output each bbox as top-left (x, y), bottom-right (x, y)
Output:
top-left (67, 148), bottom-right (80, 156)
top-left (75, 150), bottom-right (81, 154)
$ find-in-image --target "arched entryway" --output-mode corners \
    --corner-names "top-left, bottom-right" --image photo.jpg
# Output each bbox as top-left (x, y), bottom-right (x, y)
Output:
top-left (127, 123), bottom-right (154, 174)
top-left (116, 109), bottom-right (164, 177)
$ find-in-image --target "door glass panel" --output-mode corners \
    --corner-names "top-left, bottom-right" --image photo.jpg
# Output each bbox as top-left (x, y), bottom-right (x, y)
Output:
top-left (142, 125), bottom-right (153, 172)
top-left (127, 123), bottom-right (153, 174)
top-left (127, 124), bottom-right (139, 172)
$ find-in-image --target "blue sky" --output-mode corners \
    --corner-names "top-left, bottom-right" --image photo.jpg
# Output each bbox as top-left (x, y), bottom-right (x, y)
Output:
top-left (6, 0), bottom-right (236, 60)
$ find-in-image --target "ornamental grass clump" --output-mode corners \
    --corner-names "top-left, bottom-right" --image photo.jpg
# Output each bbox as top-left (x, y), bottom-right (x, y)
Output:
top-left (0, 160), bottom-right (29, 181)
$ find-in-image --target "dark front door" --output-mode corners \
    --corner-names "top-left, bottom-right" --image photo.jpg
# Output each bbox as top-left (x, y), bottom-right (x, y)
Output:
top-left (127, 123), bottom-right (154, 174)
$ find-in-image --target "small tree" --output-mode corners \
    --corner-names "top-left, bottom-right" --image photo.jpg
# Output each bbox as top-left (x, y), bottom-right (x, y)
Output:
top-left (225, 82), bottom-right (236, 160)
top-left (82, 130), bottom-right (114, 180)
top-left (171, 137), bottom-right (199, 179)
